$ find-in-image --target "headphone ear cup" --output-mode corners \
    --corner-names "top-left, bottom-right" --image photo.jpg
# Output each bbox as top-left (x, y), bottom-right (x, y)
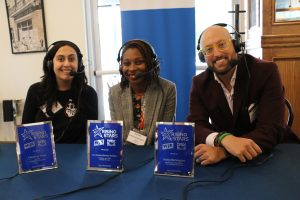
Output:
top-left (152, 57), bottom-right (160, 76)
top-left (47, 60), bottom-right (53, 71)
top-left (78, 61), bottom-right (84, 72)
top-left (198, 51), bottom-right (206, 63)
top-left (232, 39), bottom-right (241, 53)
top-left (117, 54), bottom-right (121, 63)
top-left (119, 66), bottom-right (123, 76)
top-left (152, 57), bottom-right (158, 69)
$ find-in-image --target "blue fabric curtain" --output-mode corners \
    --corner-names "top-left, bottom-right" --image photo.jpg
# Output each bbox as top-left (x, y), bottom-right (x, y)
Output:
top-left (120, 0), bottom-right (195, 121)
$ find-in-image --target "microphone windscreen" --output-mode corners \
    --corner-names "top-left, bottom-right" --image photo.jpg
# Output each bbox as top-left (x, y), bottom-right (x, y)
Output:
top-left (229, 59), bottom-right (239, 68)
top-left (69, 70), bottom-right (84, 76)
top-left (135, 71), bottom-right (144, 78)
top-left (69, 71), bottom-right (77, 76)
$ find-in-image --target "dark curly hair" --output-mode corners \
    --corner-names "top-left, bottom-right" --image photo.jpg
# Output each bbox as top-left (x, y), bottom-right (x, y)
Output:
top-left (41, 40), bottom-right (88, 116)
top-left (117, 39), bottom-right (160, 90)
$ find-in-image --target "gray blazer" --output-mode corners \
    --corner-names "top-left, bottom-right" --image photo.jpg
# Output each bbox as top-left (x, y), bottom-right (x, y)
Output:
top-left (109, 77), bottom-right (176, 145)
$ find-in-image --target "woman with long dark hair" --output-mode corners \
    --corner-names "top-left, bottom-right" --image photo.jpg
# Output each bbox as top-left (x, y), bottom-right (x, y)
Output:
top-left (22, 40), bottom-right (98, 143)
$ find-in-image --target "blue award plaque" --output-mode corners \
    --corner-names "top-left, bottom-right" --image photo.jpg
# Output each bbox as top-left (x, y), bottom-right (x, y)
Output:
top-left (16, 121), bottom-right (57, 174)
top-left (154, 122), bottom-right (195, 177)
top-left (87, 120), bottom-right (123, 172)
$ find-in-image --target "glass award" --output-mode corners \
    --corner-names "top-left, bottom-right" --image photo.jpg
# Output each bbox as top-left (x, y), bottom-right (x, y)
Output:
top-left (87, 120), bottom-right (123, 172)
top-left (15, 121), bottom-right (57, 174)
top-left (154, 122), bottom-right (195, 177)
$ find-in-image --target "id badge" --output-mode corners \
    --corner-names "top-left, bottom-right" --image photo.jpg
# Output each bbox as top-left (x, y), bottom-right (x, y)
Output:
top-left (126, 129), bottom-right (147, 145)
top-left (40, 102), bottom-right (63, 117)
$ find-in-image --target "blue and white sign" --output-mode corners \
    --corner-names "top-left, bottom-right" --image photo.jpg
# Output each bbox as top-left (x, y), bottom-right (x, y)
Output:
top-left (87, 120), bottom-right (123, 172)
top-left (120, 0), bottom-right (195, 122)
top-left (16, 121), bottom-right (57, 174)
top-left (154, 122), bottom-right (195, 177)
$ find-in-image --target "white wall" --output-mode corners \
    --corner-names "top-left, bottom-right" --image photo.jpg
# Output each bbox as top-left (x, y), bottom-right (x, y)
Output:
top-left (0, 0), bottom-right (87, 141)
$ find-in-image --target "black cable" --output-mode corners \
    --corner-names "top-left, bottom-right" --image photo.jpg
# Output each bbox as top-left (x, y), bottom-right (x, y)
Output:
top-left (54, 79), bottom-right (83, 143)
top-left (54, 112), bottom-right (78, 143)
top-left (34, 155), bottom-right (154, 200)
top-left (34, 173), bottom-right (120, 200)
top-left (182, 153), bottom-right (273, 200)
top-left (0, 172), bottom-right (18, 181)
top-left (239, 45), bottom-right (251, 118)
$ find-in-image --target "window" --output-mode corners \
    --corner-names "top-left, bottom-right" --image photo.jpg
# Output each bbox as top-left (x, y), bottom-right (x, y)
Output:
top-left (97, 0), bottom-right (122, 71)
top-left (95, 0), bottom-right (122, 120)
top-left (86, 0), bottom-right (234, 120)
top-left (195, 0), bottom-right (233, 74)
top-left (19, 20), bottom-right (33, 31)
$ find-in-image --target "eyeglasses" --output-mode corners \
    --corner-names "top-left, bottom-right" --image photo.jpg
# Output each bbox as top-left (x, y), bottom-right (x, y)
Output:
top-left (121, 59), bottom-right (145, 67)
top-left (200, 39), bottom-right (232, 56)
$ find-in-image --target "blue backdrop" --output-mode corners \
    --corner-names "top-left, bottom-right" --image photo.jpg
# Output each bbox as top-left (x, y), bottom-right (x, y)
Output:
top-left (120, 1), bottom-right (195, 121)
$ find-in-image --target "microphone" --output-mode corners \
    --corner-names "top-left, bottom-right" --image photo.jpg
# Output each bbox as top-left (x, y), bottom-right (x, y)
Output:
top-left (135, 71), bottom-right (151, 78)
top-left (229, 58), bottom-right (239, 68)
top-left (69, 70), bottom-right (84, 76)
top-left (135, 67), bottom-right (158, 78)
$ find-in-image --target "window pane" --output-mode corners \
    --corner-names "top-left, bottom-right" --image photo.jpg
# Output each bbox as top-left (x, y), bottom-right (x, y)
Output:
top-left (195, 0), bottom-right (232, 67)
top-left (101, 74), bottom-right (121, 120)
top-left (97, 4), bottom-right (122, 71)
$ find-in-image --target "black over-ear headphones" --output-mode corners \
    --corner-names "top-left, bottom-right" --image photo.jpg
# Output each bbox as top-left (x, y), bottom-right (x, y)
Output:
top-left (117, 39), bottom-right (160, 75)
top-left (197, 23), bottom-right (245, 63)
top-left (44, 40), bottom-right (84, 73)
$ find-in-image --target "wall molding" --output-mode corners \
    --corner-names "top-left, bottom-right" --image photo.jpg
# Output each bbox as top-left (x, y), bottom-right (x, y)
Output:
top-left (262, 34), bottom-right (300, 48)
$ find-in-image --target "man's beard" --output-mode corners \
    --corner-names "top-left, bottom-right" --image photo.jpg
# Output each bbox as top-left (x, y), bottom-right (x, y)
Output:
top-left (208, 58), bottom-right (239, 75)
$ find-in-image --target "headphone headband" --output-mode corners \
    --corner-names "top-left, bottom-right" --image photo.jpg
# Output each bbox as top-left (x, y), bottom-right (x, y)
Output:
top-left (46, 40), bottom-right (83, 59)
top-left (44, 40), bottom-right (84, 73)
top-left (117, 39), bottom-right (157, 63)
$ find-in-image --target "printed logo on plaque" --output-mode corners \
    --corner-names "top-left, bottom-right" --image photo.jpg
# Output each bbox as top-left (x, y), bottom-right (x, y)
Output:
top-left (87, 120), bottom-right (123, 172)
top-left (154, 122), bottom-right (195, 177)
top-left (16, 121), bottom-right (57, 174)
